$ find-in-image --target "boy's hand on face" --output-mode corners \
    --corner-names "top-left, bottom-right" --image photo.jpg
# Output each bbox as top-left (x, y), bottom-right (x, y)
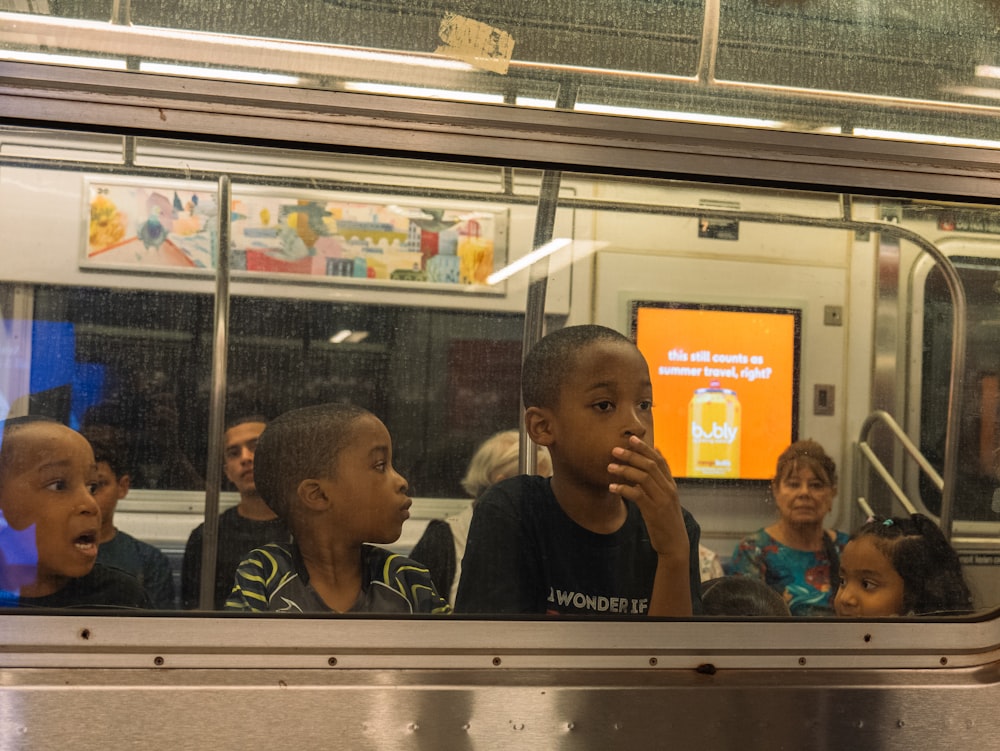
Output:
top-left (608, 435), bottom-right (690, 561)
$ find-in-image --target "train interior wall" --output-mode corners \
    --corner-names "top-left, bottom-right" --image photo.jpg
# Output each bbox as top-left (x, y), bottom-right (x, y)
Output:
top-left (3, 136), bottom-right (1000, 609)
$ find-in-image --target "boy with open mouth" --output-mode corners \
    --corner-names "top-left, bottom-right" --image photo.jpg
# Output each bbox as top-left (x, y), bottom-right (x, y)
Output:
top-left (0, 416), bottom-right (146, 608)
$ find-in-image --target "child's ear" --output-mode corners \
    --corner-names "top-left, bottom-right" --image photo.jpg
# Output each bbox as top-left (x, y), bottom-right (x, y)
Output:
top-left (525, 406), bottom-right (555, 447)
top-left (117, 474), bottom-right (131, 501)
top-left (296, 478), bottom-right (331, 511)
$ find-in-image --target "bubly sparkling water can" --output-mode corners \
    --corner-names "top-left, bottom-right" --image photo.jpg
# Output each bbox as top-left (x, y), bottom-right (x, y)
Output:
top-left (686, 380), bottom-right (741, 478)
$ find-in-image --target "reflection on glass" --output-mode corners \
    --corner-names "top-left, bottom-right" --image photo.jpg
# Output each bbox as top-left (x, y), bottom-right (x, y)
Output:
top-left (0, 417), bottom-right (147, 608)
top-left (8, 1), bottom-right (1000, 143)
top-left (2, 125), bottom-right (997, 621)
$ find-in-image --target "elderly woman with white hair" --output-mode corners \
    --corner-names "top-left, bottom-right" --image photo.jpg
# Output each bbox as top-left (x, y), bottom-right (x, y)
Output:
top-left (409, 430), bottom-right (552, 605)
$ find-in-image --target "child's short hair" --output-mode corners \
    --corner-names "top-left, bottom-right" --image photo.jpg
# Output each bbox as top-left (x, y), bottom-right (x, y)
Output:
top-left (225, 414), bottom-right (269, 432)
top-left (460, 429), bottom-right (550, 498)
top-left (253, 403), bottom-right (369, 520)
top-left (80, 428), bottom-right (128, 479)
top-left (522, 325), bottom-right (634, 409)
top-left (0, 415), bottom-right (60, 476)
top-left (851, 514), bottom-right (973, 615)
top-left (773, 439), bottom-right (838, 488)
top-left (701, 576), bottom-right (791, 616)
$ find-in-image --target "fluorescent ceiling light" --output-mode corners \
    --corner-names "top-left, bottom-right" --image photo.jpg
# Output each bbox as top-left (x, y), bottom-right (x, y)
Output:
top-left (328, 330), bottom-right (370, 344)
top-left (344, 82), bottom-right (505, 104)
top-left (487, 238), bottom-right (572, 286)
top-left (0, 49), bottom-right (126, 69)
top-left (975, 65), bottom-right (1000, 79)
top-left (944, 85), bottom-right (1000, 102)
top-left (574, 102), bottom-right (783, 128)
top-left (515, 96), bottom-right (557, 108)
top-left (329, 330), bottom-right (352, 344)
top-left (140, 62), bottom-right (300, 85)
top-left (853, 127), bottom-right (1000, 149)
top-left (327, 48), bottom-right (473, 71)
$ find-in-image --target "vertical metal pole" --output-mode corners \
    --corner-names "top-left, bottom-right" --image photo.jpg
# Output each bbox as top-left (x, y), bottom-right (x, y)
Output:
top-left (110, 0), bottom-right (131, 25)
top-left (869, 229), bottom-right (901, 516)
top-left (696, 0), bottom-right (721, 84)
top-left (518, 86), bottom-right (577, 475)
top-left (198, 175), bottom-right (231, 609)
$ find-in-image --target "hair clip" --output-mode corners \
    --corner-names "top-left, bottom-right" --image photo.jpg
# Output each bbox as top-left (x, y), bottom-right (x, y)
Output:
top-left (883, 519), bottom-right (894, 527)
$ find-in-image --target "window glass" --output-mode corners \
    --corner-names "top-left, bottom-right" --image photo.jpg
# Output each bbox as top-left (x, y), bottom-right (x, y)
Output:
top-left (0, 125), bottom-right (990, 620)
top-left (5, 1), bottom-right (1000, 145)
top-left (919, 257), bottom-right (1000, 522)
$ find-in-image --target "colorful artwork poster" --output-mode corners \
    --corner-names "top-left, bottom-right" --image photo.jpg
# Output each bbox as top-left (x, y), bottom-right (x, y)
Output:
top-left (230, 195), bottom-right (501, 286)
top-left (84, 180), bottom-right (218, 271)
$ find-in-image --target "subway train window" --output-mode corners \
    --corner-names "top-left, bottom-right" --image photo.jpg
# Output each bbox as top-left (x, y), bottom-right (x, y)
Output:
top-left (0, 120), bottom-right (994, 620)
top-left (5, 1), bottom-right (1000, 147)
top-left (7, 8), bottom-right (1000, 748)
top-left (25, 286), bottom-right (524, 495)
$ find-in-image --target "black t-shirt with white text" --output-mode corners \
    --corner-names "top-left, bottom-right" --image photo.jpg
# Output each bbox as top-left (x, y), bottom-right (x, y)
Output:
top-left (455, 475), bottom-right (702, 615)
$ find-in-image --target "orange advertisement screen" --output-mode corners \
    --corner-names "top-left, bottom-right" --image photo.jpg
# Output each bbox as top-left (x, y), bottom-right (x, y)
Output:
top-left (631, 301), bottom-right (800, 482)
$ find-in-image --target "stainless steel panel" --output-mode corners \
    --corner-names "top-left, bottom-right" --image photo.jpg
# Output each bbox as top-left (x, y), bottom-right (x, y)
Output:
top-left (0, 664), bottom-right (997, 750)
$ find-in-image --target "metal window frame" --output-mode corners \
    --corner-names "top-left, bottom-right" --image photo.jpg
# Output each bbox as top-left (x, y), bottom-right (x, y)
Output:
top-left (3, 61), bottom-right (1000, 670)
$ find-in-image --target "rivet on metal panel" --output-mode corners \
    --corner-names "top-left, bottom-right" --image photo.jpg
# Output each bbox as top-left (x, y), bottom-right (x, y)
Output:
top-left (492, 656), bottom-right (502, 666)
top-left (153, 656), bottom-right (164, 666)
top-left (940, 657), bottom-right (948, 665)
top-left (798, 657), bottom-right (807, 666)
top-left (649, 657), bottom-right (658, 666)
top-left (408, 723), bottom-right (419, 732)
top-left (863, 633), bottom-right (872, 642)
top-left (328, 657), bottom-right (338, 666)
top-left (566, 722), bottom-right (575, 731)
top-left (78, 628), bottom-right (91, 640)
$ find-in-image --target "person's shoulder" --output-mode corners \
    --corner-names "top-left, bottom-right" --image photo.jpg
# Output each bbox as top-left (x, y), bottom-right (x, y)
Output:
top-left (747, 527), bottom-right (772, 544)
top-left (362, 546), bottom-right (426, 581)
top-left (362, 546), bottom-right (451, 613)
top-left (733, 528), bottom-right (772, 552)
top-left (423, 518), bottom-right (453, 534)
top-left (219, 505), bottom-right (244, 525)
top-left (414, 518), bottom-right (454, 547)
top-left (241, 542), bottom-right (294, 566)
top-left (680, 506), bottom-right (701, 532)
top-left (477, 475), bottom-right (551, 511)
top-left (116, 530), bottom-right (170, 562)
top-left (184, 520), bottom-right (206, 546)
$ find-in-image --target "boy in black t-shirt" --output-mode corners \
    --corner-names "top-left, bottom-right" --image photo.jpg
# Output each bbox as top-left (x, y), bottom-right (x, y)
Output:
top-left (84, 431), bottom-right (175, 609)
top-left (0, 416), bottom-right (146, 608)
top-left (455, 325), bottom-right (702, 616)
top-left (181, 416), bottom-right (290, 609)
